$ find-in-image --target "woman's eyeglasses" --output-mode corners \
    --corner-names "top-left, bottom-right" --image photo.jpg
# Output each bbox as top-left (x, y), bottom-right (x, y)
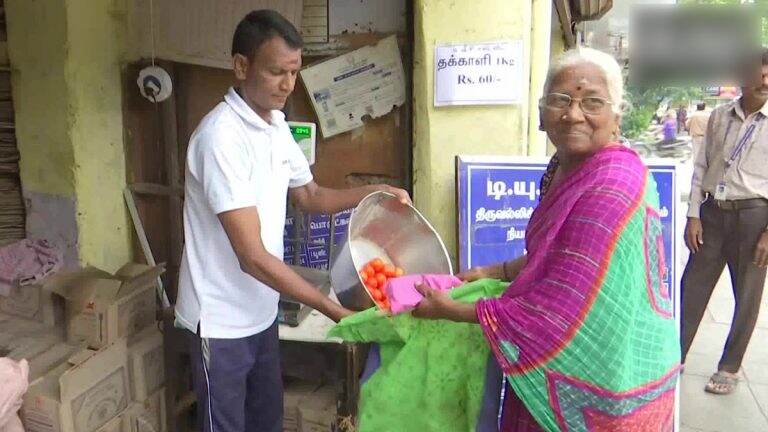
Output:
top-left (540, 93), bottom-right (612, 115)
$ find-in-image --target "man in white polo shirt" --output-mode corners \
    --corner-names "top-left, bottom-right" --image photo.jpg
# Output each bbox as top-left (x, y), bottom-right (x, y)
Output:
top-left (175, 10), bottom-right (409, 432)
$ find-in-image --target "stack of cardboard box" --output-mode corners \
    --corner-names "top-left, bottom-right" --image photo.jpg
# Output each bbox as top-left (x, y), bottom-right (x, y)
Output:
top-left (283, 382), bottom-right (337, 432)
top-left (0, 262), bottom-right (166, 432)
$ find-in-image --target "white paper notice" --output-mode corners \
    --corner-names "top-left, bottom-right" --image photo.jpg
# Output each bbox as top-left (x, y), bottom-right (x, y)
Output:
top-left (434, 40), bottom-right (524, 106)
top-left (300, 35), bottom-right (406, 138)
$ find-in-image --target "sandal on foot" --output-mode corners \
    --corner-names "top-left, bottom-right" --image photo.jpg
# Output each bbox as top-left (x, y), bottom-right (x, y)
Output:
top-left (704, 371), bottom-right (738, 395)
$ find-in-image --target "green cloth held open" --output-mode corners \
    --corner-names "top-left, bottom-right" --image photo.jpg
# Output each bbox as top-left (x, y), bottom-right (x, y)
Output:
top-left (328, 278), bottom-right (508, 432)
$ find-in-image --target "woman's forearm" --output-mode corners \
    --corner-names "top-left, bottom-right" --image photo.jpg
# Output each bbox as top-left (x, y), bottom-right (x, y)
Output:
top-left (441, 301), bottom-right (479, 323)
top-left (499, 255), bottom-right (527, 281)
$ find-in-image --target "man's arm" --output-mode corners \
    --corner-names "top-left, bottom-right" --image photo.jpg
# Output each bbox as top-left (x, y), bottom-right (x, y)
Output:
top-left (687, 112), bottom-right (714, 219)
top-left (289, 181), bottom-right (410, 215)
top-left (218, 206), bottom-right (351, 322)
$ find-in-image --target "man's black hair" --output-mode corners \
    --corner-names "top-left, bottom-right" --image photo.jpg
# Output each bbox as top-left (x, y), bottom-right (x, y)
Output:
top-left (696, 102), bottom-right (706, 111)
top-left (232, 10), bottom-right (303, 60)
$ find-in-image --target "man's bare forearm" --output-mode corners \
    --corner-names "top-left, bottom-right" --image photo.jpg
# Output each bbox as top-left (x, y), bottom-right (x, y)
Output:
top-left (241, 250), bottom-right (347, 321)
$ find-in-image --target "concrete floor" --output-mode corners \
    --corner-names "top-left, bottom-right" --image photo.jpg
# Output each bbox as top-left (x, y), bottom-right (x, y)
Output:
top-left (680, 271), bottom-right (768, 432)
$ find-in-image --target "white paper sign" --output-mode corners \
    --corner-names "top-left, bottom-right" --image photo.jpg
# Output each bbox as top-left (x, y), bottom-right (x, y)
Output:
top-left (300, 35), bottom-right (406, 138)
top-left (434, 40), bottom-right (524, 106)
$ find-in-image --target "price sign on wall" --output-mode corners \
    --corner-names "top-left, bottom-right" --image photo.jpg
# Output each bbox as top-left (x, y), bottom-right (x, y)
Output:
top-left (434, 40), bottom-right (524, 106)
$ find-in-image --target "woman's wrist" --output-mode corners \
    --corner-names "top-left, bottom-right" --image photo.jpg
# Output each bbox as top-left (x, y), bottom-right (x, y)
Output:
top-left (445, 300), bottom-right (479, 323)
top-left (494, 263), bottom-right (507, 280)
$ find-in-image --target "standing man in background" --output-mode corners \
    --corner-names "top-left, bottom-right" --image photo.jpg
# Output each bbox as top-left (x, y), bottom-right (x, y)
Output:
top-left (677, 104), bottom-right (688, 134)
top-left (681, 50), bottom-right (768, 396)
top-left (686, 102), bottom-right (710, 156)
top-left (175, 10), bottom-right (409, 432)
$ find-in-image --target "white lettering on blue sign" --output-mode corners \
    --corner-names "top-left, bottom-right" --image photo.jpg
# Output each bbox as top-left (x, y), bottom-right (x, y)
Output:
top-left (310, 221), bottom-right (329, 230)
top-left (506, 227), bottom-right (525, 242)
top-left (475, 207), bottom-right (534, 222)
top-left (486, 180), bottom-right (539, 201)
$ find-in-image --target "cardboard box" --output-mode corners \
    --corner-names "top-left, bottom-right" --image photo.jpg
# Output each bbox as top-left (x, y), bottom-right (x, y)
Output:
top-left (27, 342), bottom-right (85, 384)
top-left (95, 412), bottom-right (125, 432)
top-left (284, 383), bottom-right (315, 432)
top-left (127, 327), bottom-right (164, 401)
top-left (297, 385), bottom-right (336, 432)
top-left (123, 388), bottom-right (166, 432)
top-left (0, 278), bottom-right (65, 326)
top-left (0, 314), bottom-right (50, 350)
top-left (283, 383), bottom-right (337, 432)
top-left (22, 340), bottom-right (131, 432)
top-left (54, 263), bottom-right (164, 350)
top-left (5, 334), bottom-right (62, 363)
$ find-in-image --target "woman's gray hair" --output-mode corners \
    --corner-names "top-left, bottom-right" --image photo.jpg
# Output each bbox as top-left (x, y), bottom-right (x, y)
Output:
top-left (542, 47), bottom-right (625, 114)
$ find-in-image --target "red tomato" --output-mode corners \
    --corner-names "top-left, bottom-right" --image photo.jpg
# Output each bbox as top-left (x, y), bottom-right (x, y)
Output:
top-left (383, 264), bottom-right (396, 277)
top-left (371, 258), bottom-right (385, 272)
top-left (359, 270), bottom-right (368, 282)
top-left (367, 278), bottom-right (379, 290)
top-left (375, 273), bottom-right (387, 287)
top-left (395, 267), bottom-right (404, 277)
top-left (364, 265), bottom-right (375, 278)
top-left (372, 289), bottom-right (384, 301)
top-left (382, 298), bottom-right (390, 310)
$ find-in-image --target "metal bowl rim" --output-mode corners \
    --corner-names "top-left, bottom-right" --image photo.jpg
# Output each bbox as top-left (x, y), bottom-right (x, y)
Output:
top-left (344, 191), bottom-right (454, 297)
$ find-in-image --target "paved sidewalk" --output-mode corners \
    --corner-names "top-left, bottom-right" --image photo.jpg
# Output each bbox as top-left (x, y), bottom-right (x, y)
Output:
top-left (680, 271), bottom-right (768, 431)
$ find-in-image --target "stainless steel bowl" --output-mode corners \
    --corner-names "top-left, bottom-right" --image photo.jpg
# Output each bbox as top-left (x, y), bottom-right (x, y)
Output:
top-left (329, 191), bottom-right (453, 311)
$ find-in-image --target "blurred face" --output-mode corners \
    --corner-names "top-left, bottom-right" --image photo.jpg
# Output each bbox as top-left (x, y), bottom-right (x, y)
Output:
top-left (741, 64), bottom-right (768, 105)
top-left (233, 36), bottom-right (302, 120)
top-left (540, 63), bottom-right (621, 159)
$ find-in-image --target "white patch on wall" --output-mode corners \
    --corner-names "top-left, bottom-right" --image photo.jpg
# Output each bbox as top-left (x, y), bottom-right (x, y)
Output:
top-left (302, 0), bottom-right (329, 43)
top-left (329, 0), bottom-right (406, 35)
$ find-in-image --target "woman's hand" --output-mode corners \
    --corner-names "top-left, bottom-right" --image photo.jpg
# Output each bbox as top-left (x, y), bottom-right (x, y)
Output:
top-left (411, 283), bottom-right (453, 320)
top-left (457, 256), bottom-right (527, 282)
top-left (456, 266), bottom-right (496, 282)
top-left (412, 284), bottom-right (479, 323)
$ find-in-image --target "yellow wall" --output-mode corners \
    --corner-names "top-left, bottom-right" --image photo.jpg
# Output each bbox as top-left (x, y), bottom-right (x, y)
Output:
top-left (6, 0), bottom-right (132, 271)
top-left (527, 0), bottom-right (553, 157)
top-left (413, 0), bottom-right (551, 267)
top-left (66, 0), bottom-right (132, 270)
top-left (6, 0), bottom-right (74, 196)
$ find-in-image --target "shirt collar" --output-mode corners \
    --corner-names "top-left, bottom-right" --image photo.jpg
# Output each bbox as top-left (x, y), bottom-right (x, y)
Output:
top-left (223, 87), bottom-right (285, 130)
top-left (729, 95), bottom-right (768, 120)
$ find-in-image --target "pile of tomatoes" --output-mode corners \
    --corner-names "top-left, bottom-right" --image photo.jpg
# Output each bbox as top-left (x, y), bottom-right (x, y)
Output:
top-left (359, 257), bottom-right (404, 310)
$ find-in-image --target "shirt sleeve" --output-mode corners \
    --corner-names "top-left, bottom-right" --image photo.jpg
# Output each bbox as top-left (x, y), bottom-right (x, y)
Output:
top-left (190, 130), bottom-right (261, 215)
top-left (687, 112), bottom-right (714, 218)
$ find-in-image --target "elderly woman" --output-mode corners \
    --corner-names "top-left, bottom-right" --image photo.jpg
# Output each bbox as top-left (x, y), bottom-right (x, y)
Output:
top-left (414, 48), bottom-right (680, 431)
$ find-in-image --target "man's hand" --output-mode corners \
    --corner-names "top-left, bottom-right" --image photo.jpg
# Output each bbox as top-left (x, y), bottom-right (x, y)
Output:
top-left (754, 232), bottom-right (768, 268)
top-left (685, 217), bottom-right (704, 253)
top-left (327, 304), bottom-right (355, 323)
top-left (379, 185), bottom-right (411, 205)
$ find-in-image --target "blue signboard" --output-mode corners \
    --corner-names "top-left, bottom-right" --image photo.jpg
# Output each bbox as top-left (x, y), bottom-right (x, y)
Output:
top-left (283, 210), bottom-right (352, 270)
top-left (456, 155), bottom-right (679, 318)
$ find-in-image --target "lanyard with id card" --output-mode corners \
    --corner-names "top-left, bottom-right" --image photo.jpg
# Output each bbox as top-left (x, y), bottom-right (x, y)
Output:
top-left (715, 115), bottom-right (764, 200)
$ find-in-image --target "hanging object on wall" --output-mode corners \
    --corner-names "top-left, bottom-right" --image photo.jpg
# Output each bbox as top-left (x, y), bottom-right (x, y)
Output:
top-left (570, 0), bottom-right (613, 23)
top-left (136, 66), bottom-right (173, 103)
top-left (555, 0), bottom-right (614, 47)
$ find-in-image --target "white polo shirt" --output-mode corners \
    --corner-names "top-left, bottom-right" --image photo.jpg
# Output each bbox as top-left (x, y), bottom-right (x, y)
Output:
top-left (175, 87), bottom-right (313, 339)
